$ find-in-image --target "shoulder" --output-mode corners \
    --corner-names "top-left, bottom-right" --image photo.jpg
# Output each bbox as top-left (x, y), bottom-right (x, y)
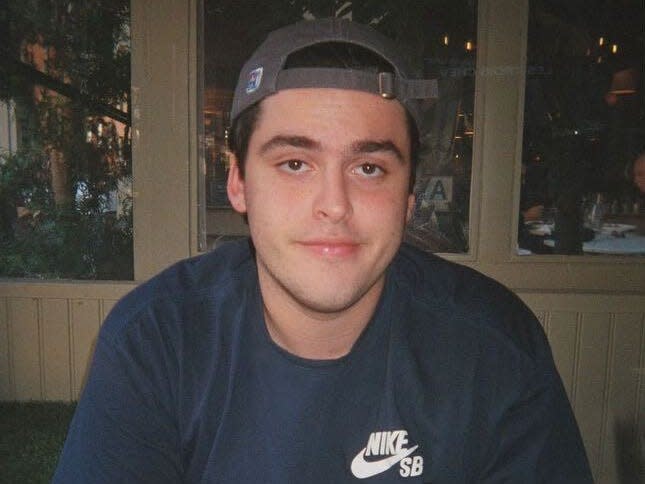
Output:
top-left (391, 244), bottom-right (546, 364)
top-left (101, 238), bottom-right (256, 342)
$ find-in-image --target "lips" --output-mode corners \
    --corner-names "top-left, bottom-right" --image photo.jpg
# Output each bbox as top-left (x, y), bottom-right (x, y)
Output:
top-left (297, 240), bottom-right (361, 257)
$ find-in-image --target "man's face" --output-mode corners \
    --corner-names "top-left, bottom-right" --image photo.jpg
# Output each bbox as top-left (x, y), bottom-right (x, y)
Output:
top-left (227, 88), bottom-right (415, 316)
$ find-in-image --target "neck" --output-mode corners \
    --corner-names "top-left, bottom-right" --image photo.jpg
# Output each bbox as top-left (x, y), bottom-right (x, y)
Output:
top-left (259, 273), bottom-right (385, 360)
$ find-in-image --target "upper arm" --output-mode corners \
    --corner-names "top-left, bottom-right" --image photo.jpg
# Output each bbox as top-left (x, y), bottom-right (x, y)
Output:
top-left (53, 324), bottom-right (181, 483)
top-left (477, 358), bottom-right (593, 483)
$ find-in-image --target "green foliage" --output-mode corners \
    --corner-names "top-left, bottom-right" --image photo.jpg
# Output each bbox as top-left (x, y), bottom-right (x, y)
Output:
top-left (6, 0), bottom-right (130, 105)
top-left (0, 401), bottom-right (76, 484)
top-left (1, 0), bottom-right (132, 280)
top-left (0, 148), bottom-right (133, 279)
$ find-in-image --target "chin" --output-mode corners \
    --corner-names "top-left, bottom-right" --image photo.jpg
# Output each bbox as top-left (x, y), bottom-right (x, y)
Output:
top-left (292, 273), bottom-right (384, 314)
top-left (293, 291), bottom-right (366, 315)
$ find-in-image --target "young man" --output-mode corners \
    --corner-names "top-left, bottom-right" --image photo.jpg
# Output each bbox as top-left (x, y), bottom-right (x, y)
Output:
top-left (54, 19), bottom-right (592, 483)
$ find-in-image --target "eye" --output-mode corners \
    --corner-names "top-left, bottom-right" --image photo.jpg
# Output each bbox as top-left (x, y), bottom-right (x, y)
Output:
top-left (353, 163), bottom-right (384, 177)
top-left (279, 159), bottom-right (310, 173)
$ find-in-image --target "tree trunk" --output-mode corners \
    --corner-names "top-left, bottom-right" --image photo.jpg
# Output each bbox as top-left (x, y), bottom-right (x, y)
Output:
top-left (49, 147), bottom-right (72, 207)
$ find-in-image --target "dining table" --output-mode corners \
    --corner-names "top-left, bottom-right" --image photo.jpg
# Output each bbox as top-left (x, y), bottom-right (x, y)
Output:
top-left (524, 220), bottom-right (645, 255)
top-left (580, 231), bottom-right (645, 255)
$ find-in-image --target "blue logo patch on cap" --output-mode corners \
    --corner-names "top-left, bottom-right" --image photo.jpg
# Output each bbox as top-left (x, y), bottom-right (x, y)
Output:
top-left (246, 67), bottom-right (263, 94)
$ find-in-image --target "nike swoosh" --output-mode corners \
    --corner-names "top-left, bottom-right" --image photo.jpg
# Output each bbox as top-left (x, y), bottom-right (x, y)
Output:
top-left (350, 445), bottom-right (419, 479)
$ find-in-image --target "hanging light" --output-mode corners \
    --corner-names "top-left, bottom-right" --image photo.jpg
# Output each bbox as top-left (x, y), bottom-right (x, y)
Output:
top-left (465, 41), bottom-right (474, 51)
top-left (598, 37), bottom-right (605, 46)
top-left (608, 68), bottom-right (638, 95)
top-left (443, 35), bottom-right (449, 46)
top-left (611, 43), bottom-right (618, 54)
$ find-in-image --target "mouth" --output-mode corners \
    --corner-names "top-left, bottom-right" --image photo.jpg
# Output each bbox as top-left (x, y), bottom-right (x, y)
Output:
top-left (297, 240), bottom-right (362, 257)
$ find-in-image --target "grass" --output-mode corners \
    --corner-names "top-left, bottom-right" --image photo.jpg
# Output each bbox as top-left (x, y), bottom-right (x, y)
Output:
top-left (0, 401), bottom-right (76, 484)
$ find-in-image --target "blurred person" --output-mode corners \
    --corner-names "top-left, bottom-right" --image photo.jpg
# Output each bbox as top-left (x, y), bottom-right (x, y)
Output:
top-left (632, 151), bottom-right (645, 194)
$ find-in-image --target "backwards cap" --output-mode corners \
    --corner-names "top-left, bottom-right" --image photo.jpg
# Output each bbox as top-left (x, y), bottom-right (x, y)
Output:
top-left (231, 18), bottom-right (438, 131)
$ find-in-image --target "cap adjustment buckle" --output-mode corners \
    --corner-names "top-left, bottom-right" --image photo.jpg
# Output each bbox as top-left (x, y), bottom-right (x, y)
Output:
top-left (378, 72), bottom-right (396, 99)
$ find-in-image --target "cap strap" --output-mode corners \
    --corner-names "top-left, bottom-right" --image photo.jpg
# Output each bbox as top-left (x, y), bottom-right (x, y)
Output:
top-left (276, 67), bottom-right (438, 101)
top-left (400, 78), bottom-right (439, 100)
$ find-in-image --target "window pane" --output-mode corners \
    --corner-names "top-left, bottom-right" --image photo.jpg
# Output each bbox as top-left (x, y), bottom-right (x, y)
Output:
top-left (518, 1), bottom-right (645, 256)
top-left (200, 1), bottom-right (477, 253)
top-left (1, 1), bottom-right (133, 279)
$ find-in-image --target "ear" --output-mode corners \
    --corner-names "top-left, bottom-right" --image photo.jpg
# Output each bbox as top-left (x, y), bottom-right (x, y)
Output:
top-left (405, 193), bottom-right (415, 223)
top-left (226, 154), bottom-right (247, 214)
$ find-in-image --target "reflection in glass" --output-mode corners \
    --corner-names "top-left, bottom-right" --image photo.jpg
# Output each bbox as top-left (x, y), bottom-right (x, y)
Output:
top-left (1, 1), bottom-right (133, 278)
top-left (201, 1), bottom-right (477, 253)
top-left (519, 1), bottom-right (645, 256)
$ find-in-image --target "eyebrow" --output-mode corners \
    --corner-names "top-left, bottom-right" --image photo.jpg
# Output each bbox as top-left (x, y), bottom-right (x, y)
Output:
top-left (258, 135), bottom-right (322, 155)
top-left (349, 140), bottom-right (406, 164)
top-left (257, 135), bottom-right (406, 163)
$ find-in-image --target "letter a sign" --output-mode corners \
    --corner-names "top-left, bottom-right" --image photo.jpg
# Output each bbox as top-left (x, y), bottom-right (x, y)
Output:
top-left (424, 176), bottom-right (453, 211)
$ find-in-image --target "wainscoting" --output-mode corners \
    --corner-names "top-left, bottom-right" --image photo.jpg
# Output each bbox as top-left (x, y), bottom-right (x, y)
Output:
top-left (1, 285), bottom-right (643, 483)
top-left (0, 283), bottom-right (130, 402)
top-left (520, 293), bottom-right (644, 483)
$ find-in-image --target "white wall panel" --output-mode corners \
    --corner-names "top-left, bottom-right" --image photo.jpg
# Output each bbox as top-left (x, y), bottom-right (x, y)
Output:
top-left (9, 298), bottom-right (42, 400)
top-left (546, 311), bottom-right (579, 402)
top-left (0, 298), bottom-right (12, 400)
top-left (70, 299), bottom-right (101, 399)
top-left (601, 312), bottom-right (643, 482)
top-left (41, 299), bottom-right (71, 401)
top-left (101, 299), bottom-right (119, 323)
top-left (521, 294), bottom-right (645, 483)
top-left (575, 313), bottom-right (612, 478)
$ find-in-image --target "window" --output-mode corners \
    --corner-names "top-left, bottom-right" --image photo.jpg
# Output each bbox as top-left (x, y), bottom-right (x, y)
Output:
top-left (518, 0), bottom-right (644, 256)
top-left (199, 0), bottom-right (477, 254)
top-left (0, 0), bottom-right (132, 279)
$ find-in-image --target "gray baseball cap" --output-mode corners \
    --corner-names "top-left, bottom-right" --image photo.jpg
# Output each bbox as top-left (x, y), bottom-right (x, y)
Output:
top-left (231, 18), bottom-right (438, 131)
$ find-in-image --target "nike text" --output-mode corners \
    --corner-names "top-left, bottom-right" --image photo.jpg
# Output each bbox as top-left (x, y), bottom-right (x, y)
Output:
top-left (351, 430), bottom-right (424, 479)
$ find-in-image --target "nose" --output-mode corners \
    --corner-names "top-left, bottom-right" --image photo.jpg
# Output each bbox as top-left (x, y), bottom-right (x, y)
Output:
top-left (312, 167), bottom-right (353, 223)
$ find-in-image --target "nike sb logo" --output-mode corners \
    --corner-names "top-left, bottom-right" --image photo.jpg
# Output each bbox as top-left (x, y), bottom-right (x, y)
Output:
top-left (350, 430), bottom-right (424, 479)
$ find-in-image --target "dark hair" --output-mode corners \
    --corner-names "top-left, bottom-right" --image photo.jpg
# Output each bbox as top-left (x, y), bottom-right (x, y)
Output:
top-left (228, 42), bottom-right (420, 192)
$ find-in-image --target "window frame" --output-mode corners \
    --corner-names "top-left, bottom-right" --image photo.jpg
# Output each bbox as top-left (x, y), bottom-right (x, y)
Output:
top-left (128, 0), bottom-right (199, 281)
top-left (1, 0), bottom-right (645, 294)
top-left (463, 0), bottom-right (645, 293)
top-left (2, 0), bottom-right (640, 289)
top-left (137, 0), bottom-right (644, 292)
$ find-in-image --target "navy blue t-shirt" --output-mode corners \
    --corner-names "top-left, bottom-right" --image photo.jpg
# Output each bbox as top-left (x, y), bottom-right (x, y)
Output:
top-left (53, 240), bottom-right (592, 483)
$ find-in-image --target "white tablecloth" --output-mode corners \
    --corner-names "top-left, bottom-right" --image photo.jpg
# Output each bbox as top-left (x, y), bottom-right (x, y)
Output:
top-left (582, 233), bottom-right (645, 255)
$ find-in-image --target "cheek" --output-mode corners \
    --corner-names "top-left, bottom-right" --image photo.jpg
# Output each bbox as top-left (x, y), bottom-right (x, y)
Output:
top-left (243, 176), bottom-right (306, 226)
top-left (354, 186), bottom-right (411, 223)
